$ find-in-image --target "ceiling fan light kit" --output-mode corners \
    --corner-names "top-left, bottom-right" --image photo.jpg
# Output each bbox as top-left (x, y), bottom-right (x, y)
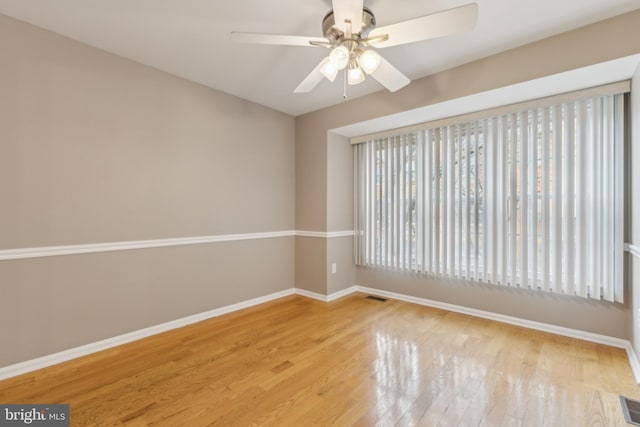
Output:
top-left (231, 1), bottom-right (478, 96)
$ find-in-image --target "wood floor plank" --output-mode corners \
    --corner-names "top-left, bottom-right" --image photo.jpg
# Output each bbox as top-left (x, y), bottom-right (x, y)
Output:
top-left (1, 293), bottom-right (638, 426)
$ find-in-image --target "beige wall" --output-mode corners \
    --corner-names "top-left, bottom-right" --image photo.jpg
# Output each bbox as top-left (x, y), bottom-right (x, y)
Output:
top-left (0, 14), bottom-right (294, 249)
top-left (327, 237), bottom-right (355, 295)
top-left (0, 14), bottom-right (295, 367)
top-left (0, 238), bottom-right (294, 366)
top-left (295, 10), bottom-right (640, 335)
top-left (295, 237), bottom-right (326, 294)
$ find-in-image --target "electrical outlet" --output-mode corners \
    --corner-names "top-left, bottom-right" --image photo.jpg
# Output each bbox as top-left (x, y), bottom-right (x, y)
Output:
top-left (332, 263), bottom-right (337, 274)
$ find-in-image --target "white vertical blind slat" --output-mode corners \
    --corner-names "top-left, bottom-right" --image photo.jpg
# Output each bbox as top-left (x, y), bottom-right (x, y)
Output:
top-left (402, 137), bottom-right (409, 270)
top-left (488, 119), bottom-right (497, 283)
top-left (441, 128), bottom-right (449, 276)
top-left (575, 101), bottom-right (587, 297)
top-left (499, 116), bottom-right (508, 286)
top-left (391, 138), bottom-right (396, 268)
top-left (541, 108), bottom-right (551, 292)
top-left (358, 142), bottom-right (362, 265)
top-left (551, 105), bottom-right (563, 294)
top-left (593, 99), bottom-right (603, 300)
top-left (464, 124), bottom-right (472, 279)
top-left (397, 137), bottom-right (403, 270)
top-left (353, 145), bottom-right (359, 263)
top-left (425, 131), bottom-right (432, 273)
top-left (382, 139), bottom-right (387, 267)
top-left (473, 122), bottom-right (480, 281)
top-left (416, 132), bottom-right (425, 273)
top-left (434, 130), bottom-right (441, 275)
top-left (392, 138), bottom-right (398, 269)
top-left (448, 127), bottom-right (456, 277)
top-left (376, 140), bottom-right (382, 266)
top-left (382, 139), bottom-right (388, 267)
top-left (407, 136), bottom-right (413, 270)
top-left (482, 119), bottom-right (490, 282)
top-left (601, 97), bottom-right (613, 301)
top-left (363, 143), bottom-right (368, 264)
top-left (520, 111), bottom-right (529, 289)
top-left (564, 103), bottom-right (576, 296)
top-left (361, 143), bottom-right (364, 265)
top-left (614, 94), bottom-right (625, 303)
top-left (509, 114), bottom-right (518, 287)
top-left (586, 100), bottom-right (599, 299)
top-left (457, 125), bottom-right (464, 278)
top-left (529, 111), bottom-right (538, 289)
top-left (365, 142), bottom-right (370, 265)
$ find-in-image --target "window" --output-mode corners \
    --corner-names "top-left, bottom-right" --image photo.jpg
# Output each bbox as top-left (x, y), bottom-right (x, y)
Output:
top-left (354, 89), bottom-right (626, 302)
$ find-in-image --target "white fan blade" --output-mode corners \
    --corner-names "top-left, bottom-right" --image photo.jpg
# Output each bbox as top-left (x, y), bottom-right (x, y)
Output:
top-left (294, 59), bottom-right (328, 93)
top-left (332, 0), bottom-right (364, 33)
top-left (370, 55), bottom-right (410, 92)
top-left (231, 32), bottom-right (327, 47)
top-left (369, 3), bottom-right (478, 48)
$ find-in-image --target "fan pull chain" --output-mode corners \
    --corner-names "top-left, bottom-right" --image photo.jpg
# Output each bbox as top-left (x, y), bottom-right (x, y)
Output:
top-left (343, 69), bottom-right (347, 98)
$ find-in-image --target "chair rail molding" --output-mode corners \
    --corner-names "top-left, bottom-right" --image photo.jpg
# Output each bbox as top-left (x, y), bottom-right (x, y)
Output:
top-left (0, 230), bottom-right (356, 261)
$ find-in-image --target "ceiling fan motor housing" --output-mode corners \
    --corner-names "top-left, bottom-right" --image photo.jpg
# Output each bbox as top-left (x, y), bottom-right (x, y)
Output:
top-left (322, 7), bottom-right (376, 42)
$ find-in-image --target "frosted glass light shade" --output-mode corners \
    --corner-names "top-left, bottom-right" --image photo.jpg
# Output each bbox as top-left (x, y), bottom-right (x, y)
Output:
top-left (359, 50), bottom-right (381, 74)
top-left (319, 57), bottom-right (338, 82)
top-left (347, 66), bottom-right (365, 85)
top-left (329, 46), bottom-right (349, 70)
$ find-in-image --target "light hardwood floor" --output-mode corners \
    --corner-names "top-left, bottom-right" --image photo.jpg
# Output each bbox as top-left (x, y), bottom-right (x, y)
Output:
top-left (0, 293), bottom-right (638, 426)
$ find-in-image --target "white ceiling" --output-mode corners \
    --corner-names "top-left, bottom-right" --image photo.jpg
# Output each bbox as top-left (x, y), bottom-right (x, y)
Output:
top-left (1, 0), bottom-right (639, 116)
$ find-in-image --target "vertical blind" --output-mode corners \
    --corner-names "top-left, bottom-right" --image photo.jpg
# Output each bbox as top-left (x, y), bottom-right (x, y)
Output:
top-left (354, 92), bottom-right (625, 302)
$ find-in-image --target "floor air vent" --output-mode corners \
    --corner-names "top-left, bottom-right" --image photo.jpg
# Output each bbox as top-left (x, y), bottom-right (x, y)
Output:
top-left (365, 295), bottom-right (388, 302)
top-left (621, 396), bottom-right (640, 425)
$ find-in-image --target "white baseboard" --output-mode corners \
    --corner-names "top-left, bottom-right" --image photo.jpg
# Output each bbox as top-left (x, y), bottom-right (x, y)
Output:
top-left (625, 343), bottom-right (640, 384)
top-left (355, 286), bottom-right (629, 349)
top-left (303, 285), bottom-right (635, 358)
top-left (353, 285), bottom-right (640, 382)
top-left (294, 286), bottom-right (358, 302)
top-left (294, 288), bottom-right (329, 302)
top-left (3, 284), bottom-right (639, 385)
top-left (0, 288), bottom-right (296, 381)
top-left (327, 286), bottom-right (359, 302)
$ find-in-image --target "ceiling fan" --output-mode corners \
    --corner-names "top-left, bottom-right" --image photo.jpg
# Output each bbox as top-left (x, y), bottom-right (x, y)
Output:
top-left (231, 0), bottom-right (478, 95)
